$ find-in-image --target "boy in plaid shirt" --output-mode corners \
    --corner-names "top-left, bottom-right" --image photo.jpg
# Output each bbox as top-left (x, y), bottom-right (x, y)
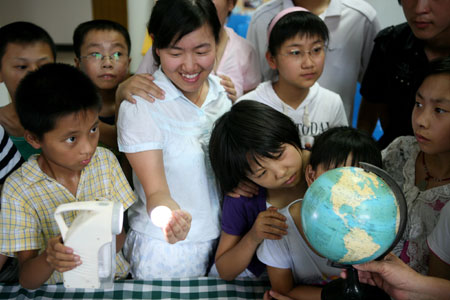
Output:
top-left (0, 63), bottom-right (136, 289)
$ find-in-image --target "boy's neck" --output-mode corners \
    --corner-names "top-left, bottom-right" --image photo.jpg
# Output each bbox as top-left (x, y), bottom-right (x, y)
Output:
top-left (98, 88), bottom-right (116, 117)
top-left (267, 178), bottom-right (307, 209)
top-left (38, 155), bottom-right (82, 197)
top-left (273, 80), bottom-right (310, 110)
top-left (293, 0), bottom-right (330, 15)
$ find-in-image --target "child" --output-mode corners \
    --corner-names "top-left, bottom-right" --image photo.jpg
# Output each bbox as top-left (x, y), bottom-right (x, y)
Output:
top-left (0, 21), bottom-right (56, 160)
top-left (117, 0), bottom-right (231, 279)
top-left (386, 57), bottom-right (450, 275)
top-left (0, 63), bottom-right (136, 289)
top-left (238, 7), bottom-right (348, 149)
top-left (208, 100), bottom-right (309, 280)
top-left (116, 0), bottom-right (260, 103)
top-left (73, 20), bottom-right (131, 150)
top-left (257, 126), bottom-right (382, 299)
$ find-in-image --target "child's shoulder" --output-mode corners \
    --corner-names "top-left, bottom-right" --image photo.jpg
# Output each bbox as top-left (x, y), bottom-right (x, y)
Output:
top-left (341, 0), bottom-right (377, 20)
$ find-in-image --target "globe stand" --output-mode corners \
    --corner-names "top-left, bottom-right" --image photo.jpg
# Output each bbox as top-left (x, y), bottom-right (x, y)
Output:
top-left (321, 264), bottom-right (390, 300)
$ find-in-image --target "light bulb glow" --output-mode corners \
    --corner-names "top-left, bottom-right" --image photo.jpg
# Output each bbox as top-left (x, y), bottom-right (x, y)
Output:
top-left (151, 206), bottom-right (172, 228)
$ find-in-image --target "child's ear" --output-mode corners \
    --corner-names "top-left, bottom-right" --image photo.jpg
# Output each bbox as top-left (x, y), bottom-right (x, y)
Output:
top-left (305, 164), bottom-right (316, 187)
top-left (74, 57), bottom-right (80, 68)
top-left (24, 131), bottom-right (42, 150)
top-left (265, 51), bottom-right (277, 70)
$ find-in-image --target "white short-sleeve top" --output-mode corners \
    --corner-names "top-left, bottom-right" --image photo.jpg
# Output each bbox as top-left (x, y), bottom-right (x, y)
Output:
top-left (117, 68), bottom-right (231, 242)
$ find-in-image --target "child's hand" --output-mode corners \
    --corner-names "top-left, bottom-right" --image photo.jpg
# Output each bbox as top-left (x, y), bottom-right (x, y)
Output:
top-left (227, 180), bottom-right (259, 198)
top-left (116, 73), bottom-right (165, 104)
top-left (45, 236), bottom-right (81, 273)
top-left (250, 207), bottom-right (288, 244)
top-left (163, 210), bottom-right (192, 244)
top-left (218, 74), bottom-right (237, 103)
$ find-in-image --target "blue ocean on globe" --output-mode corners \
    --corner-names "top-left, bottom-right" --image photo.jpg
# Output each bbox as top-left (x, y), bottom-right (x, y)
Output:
top-left (301, 167), bottom-right (399, 265)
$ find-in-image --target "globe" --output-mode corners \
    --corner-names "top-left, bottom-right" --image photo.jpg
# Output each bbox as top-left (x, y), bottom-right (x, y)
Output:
top-left (301, 166), bottom-right (400, 265)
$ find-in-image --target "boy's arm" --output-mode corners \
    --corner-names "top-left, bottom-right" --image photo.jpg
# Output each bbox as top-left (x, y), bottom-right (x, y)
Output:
top-left (17, 236), bottom-right (80, 289)
top-left (126, 150), bottom-right (191, 244)
top-left (215, 207), bottom-right (288, 280)
top-left (267, 266), bottom-right (322, 300)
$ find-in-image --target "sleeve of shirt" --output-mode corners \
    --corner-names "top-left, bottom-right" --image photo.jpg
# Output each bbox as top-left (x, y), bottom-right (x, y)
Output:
top-left (117, 98), bottom-right (164, 153)
top-left (0, 126), bottom-right (24, 184)
top-left (221, 196), bottom-right (249, 236)
top-left (257, 238), bottom-right (291, 269)
top-left (105, 149), bottom-right (136, 210)
top-left (428, 202), bottom-right (450, 265)
top-left (382, 136), bottom-right (413, 187)
top-left (242, 43), bottom-right (262, 93)
top-left (0, 177), bottom-right (41, 254)
top-left (136, 47), bottom-right (158, 75)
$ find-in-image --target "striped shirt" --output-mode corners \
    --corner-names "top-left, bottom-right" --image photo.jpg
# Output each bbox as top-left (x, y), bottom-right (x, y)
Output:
top-left (0, 125), bottom-right (23, 185)
top-left (0, 147), bottom-right (136, 284)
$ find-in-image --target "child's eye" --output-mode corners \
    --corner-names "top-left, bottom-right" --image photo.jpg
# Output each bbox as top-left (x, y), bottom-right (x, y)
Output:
top-left (89, 52), bottom-right (103, 60)
top-left (14, 65), bottom-right (27, 70)
top-left (90, 126), bottom-right (98, 133)
top-left (289, 50), bottom-right (301, 56)
top-left (414, 101), bottom-right (423, 108)
top-left (256, 170), bottom-right (266, 178)
top-left (66, 136), bottom-right (76, 143)
top-left (435, 107), bottom-right (448, 114)
top-left (312, 46), bottom-right (324, 55)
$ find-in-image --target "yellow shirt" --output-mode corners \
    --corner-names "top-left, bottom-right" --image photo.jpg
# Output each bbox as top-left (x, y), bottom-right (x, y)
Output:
top-left (0, 147), bottom-right (136, 284)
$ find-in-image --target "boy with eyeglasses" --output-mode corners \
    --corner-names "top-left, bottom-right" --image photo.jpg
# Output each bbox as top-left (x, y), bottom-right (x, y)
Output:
top-left (73, 20), bottom-right (131, 151)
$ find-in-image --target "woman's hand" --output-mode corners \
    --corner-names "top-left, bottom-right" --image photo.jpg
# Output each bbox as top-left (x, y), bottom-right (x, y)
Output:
top-left (163, 209), bottom-right (192, 244)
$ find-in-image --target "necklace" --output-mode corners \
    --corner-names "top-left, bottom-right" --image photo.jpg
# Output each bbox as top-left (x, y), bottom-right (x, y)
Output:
top-left (417, 151), bottom-right (450, 191)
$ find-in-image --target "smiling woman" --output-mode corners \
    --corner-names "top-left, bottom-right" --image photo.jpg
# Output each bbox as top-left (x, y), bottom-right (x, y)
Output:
top-left (116, 0), bottom-right (231, 280)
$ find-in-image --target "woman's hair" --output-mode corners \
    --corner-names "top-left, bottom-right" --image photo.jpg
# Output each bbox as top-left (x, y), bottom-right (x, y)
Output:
top-left (148, 0), bottom-right (221, 65)
top-left (209, 100), bottom-right (301, 194)
top-left (309, 126), bottom-right (382, 170)
top-left (268, 10), bottom-right (329, 56)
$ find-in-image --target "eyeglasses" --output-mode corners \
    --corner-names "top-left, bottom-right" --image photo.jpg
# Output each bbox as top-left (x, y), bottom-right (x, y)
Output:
top-left (79, 51), bottom-right (128, 63)
top-left (280, 45), bottom-right (327, 61)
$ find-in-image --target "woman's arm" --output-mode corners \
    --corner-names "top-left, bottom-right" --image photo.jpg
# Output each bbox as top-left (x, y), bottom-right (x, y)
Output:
top-left (126, 150), bottom-right (191, 244)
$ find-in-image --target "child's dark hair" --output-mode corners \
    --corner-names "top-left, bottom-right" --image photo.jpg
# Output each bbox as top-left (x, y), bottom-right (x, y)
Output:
top-left (15, 63), bottom-right (101, 139)
top-left (73, 19), bottom-right (131, 58)
top-left (309, 126), bottom-right (382, 170)
top-left (209, 100), bottom-right (302, 194)
top-left (424, 56), bottom-right (450, 78)
top-left (148, 0), bottom-right (221, 65)
top-left (0, 21), bottom-right (56, 68)
top-left (268, 11), bottom-right (329, 56)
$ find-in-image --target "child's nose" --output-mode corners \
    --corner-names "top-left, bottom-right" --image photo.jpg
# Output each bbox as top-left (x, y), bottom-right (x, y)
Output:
top-left (274, 166), bottom-right (288, 179)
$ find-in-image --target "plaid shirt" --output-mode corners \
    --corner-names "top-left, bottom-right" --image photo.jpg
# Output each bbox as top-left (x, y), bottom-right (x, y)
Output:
top-left (0, 147), bottom-right (136, 284)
